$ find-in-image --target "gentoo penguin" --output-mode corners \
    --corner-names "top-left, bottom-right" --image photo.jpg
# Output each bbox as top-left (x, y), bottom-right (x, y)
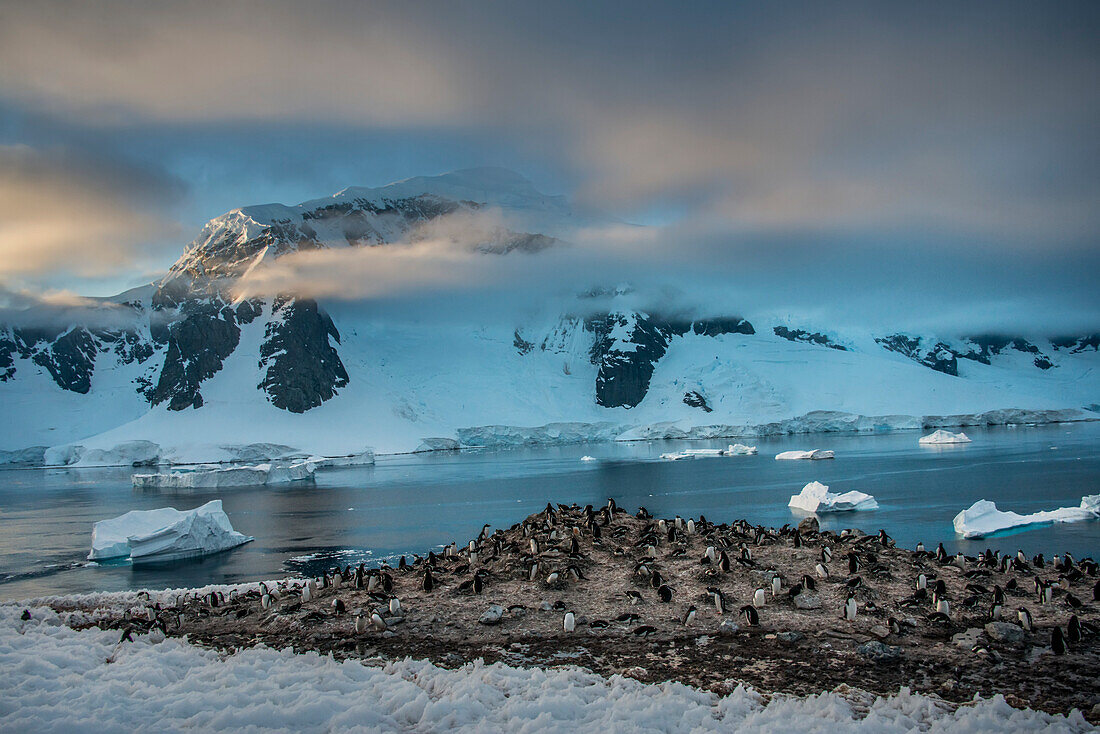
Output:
top-left (371, 612), bottom-right (387, 632)
top-left (1018, 607), bottom-right (1033, 631)
top-left (686, 519), bottom-right (696, 535)
top-left (1067, 615), bottom-right (1082, 645)
top-left (993, 585), bottom-right (1005, 605)
top-left (118, 626), bottom-right (135, 645)
top-left (711, 588), bottom-right (726, 615)
top-left (936, 543), bottom-right (947, 563)
top-left (563, 611), bottom-right (576, 632)
top-left (355, 612), bottom-right (368, 634)
top-left (792, 532), bottom-right (802, 548)
top-left (650, 570), bottom-right (664, 588)
top-left (916, 573), bottom-right (927, 591)
top-left (658, 519), bottom-right (667, 533)
top-left (147, 619), bottom-right (168, 644)
top-left (933, 579), bottom-right (947, 597)
top-left (705, 546), bottom-right (717, 564)
top-left (935, 598), bottom-right (951, 618)
top-left (753, 588), bottom-right (767, 608)
top-left (954, 553), bottom-right (966, 570)
top-left (569, 537), bottom-right (580, 556)
top-left (546, 571), bottom-right (561, 585)
top-left (261, 592), bottom-right (273, 610)
top-left (821, 547), bottom-right (832, 564)
top-left (989, 602), bottom-right (1003, 621)
top-left (915, 541), bottom-right (925, 553)
top-left (888, 617), bottom-right (902, 635)
top-left (739, 605), bottom-right (760, 626)
top-left (719, 551), bottom-right (731, 573)
top-left (740, 546), bottom-right (752, 563)
top-left (422, 568), bottom-right (434, 592)
top-left (771, 575), bottom-right (782, 596)
top-left (332, 598), bottom-right (346, 615)
top-left (627, 590), bottom-right (644, 605)
top-left (479, 523), bottom-right (492, 542)
top-left (302, 579), bottom-right (315, 603)
top-left (658, 584), bottom-right (674, 602)
top-left (389, 597), bottom-right (402, 616)
top-left (367, 573), bottom-right (379, 593)
top-left (800, 574), bottom-right (816, 591)
top-left (815, 563), bottom-right (829, 579)
top-left (1017, 549), bottom-right (1027, 564)
top-left (530, 538), bottom-right (540, 555)
top-left (1034, 553), bottom-right (1045, 569)
top-left (682, 605), bottom-right (696, 626)
top-left (592, 523), bottom-right (603, 541)
top-left (473, 575), bottom-right (484, 595)
top-left (844, 594), bottom-right (857, 621)
top-left (675, 516), bottom-right (684, 530)
top-left (1051, 626), bottom-right (1066, 655)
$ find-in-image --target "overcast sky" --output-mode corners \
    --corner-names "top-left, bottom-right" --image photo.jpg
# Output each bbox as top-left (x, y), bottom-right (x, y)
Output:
top-left (0, 1), bottom-right (1097, 332)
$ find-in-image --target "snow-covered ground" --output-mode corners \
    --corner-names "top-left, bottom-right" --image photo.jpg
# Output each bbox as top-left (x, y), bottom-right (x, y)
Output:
top-left (1, 604), bottom-right (1092, 733)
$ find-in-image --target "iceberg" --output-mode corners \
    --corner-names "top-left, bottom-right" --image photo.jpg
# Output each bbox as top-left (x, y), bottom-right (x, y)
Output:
top-left (775, 449), bottom-right (835, 461)
top-left (88, 500), bottom-right (253, 562)
top-left (727, 444), bottom-right (758, 455)
top-left (788, 481), bottom-right (879, 513)
top-left (919, 430), bottom-right (971, 445)
top-left (132, 460), bottom-right (316, 489)
top-left (952, 496), bottom-right (1100, 539)
top-left (660, 446), bottom-right (758, 461)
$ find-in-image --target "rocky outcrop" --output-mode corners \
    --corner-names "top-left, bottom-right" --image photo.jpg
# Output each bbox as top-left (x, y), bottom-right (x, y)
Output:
top-left (683, 391), bottom-right (712, 412)
top-left (1051, 333), bottom-right (1099, 353)
top-left (962, 335), bottom-right (1053, 370)
top-left (258, 298), bottom-right (348, 413)
top-left (876, 334), bottom-right (959, 376)
top-left (147, 300), bottom-right (242, 410)
top-left (773, 326), bottom-right (846, 350)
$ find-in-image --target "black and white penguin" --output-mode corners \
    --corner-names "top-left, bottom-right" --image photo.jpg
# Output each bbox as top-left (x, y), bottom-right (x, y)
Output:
top-left (936, 543), bottom-right (947, 563)
top-left (739, 605), bottom-right (760, 626)
top-left (771, 575), bottom-right (782, 596)
top-left (844, 593), bottom-right (857, 621)
top-left (1018, 607), bottom-right (1033, 631)
top-left (563, 611), bottom-right (576, 632)
top-left (1067, 615), bottom-right (1082, 645)
top-left (711, 588), bottom-right (726, 615)
top-left (888, 617), bottom-right (902, 635)
top-left (389, 597), bottom-right (402, 616)
top-left (478, 524), bottom-right (492, 542)
top-left (1051, 626), bottom-right (1066, 655)
top-left (916, 573), bottom-right (927, 591)
top-left (473, 574), bottom-right (484, 595)
top-left (627, 590), bottom-right (643, 605)
top-left (682, 605), bottom-right (696, 626)
top-left (815, 563), bottom-right (829, 579)
top-left (371, 612), bottom-right (387, 632)
top-left (915, 541), bottom-right (925, 553)
top-left (753, 588), bottom-right (766, 608)
top-left (354, 611), bottom-right (368, 634)
top-left (332, 598), bottom-right (346, 615)
top-left (658, 584), bottom-right (673, 602)
top-left (422, 568), bottom-right (434, 592)
top-left (821, 547), bottom-right (833, 564)
top-left (848, 553), bottom-right (860, 574)
top-left (800, 574), bottom-right (816, 591)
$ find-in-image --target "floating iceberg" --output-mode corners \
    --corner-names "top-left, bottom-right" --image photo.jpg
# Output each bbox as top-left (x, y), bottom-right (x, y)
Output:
top-left (775, 449), bottom-right (835, 461)
top-left (88, 500), bottom-right (253, 563)
top-left (580, 456), bottom-right (597, 462)
top-left (788, 481), bottom-right (878, 513)
top-left (919, 430), bottom-right (972, 445)
top-left (952, 496), bottom-right (1100, 539)
top-left (660, 446), bottom-right (758, 461)
top-left (132, 461), bottom-right (316, 489)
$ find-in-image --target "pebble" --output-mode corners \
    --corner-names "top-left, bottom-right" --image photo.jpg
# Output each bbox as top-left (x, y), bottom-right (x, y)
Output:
top-left (478, 605), bottom-right (505, 625)
top-left (539, 601), bottom-right (553, 612)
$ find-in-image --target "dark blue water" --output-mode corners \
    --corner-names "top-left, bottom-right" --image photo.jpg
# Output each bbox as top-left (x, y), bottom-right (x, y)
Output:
top-left (1, 423), bottom-right (1097, 602)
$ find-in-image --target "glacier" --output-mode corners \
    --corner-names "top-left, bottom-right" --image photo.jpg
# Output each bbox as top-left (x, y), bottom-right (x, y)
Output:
top-left (952, 496), bottom-right (1100, 539)
top-left (88, 500), bottom-right (253, 562)
top-left (788, 481), bottom-right (879, 513)
top-left (132, 461), bottom-right (316, 489)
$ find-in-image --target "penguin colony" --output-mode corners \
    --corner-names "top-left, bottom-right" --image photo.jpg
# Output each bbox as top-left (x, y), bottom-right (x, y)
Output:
top-left (59, 500), bottom-right (1099, 719)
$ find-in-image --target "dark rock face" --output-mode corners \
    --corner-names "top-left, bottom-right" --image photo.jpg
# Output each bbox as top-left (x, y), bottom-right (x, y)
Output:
top-left (0, 334), bottom-right (16, 381)
top-left (513, 329), bottom-right (534, 355)
top-left (258, 298), bottom-right (348, 413)
top-left (683, 390), bottom-right (712, 412)
top-left (876, 335), bottom-right (959, 376)
top-left (587, 312), bottom-right (755, 408)
top-left (30, 328), bottom-right (99, 394)
top-left (961, 335), bottom-right (1053, 370)
top-left (147, 301), bottom-right (241, 410)
top-left (1051, 333), bottom-right (1099, 353)
top-left (774, 326), bottom-right (846, 351)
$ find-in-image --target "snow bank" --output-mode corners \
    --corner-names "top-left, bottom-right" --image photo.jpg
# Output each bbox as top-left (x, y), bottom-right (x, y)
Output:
top-left (952, 496), bottom-right (1100, 539)
top-left (0, 445), bottom-right (46, 466)
top-left (1, 605), bottom-right (1091, 734)
top-left (775, 449), bottom-right (835, 461)
top-left (919, 430), bottom-right (972, 445)
top-left (88, 500), bottom-right (253, 562)
top-left (788, 481), bottom-right (879, 513)
top-left (132, 461), bottom-right (316, 489)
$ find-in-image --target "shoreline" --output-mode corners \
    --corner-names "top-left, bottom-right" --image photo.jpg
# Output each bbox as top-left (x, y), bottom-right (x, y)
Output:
top-left (10, 502), bottom-right (1099, 722)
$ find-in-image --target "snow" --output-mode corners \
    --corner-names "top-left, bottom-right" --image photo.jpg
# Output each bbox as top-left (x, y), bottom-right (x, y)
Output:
top-left (580, 455), bottom-right (597, 461)
top-left (952, 496), bottom-right (1100, 539)
top-left (919, 430), bottom-right (972, 445)
top-left (1, 605), bottom-right (1092, 734)
top-left (88, 500), bottom-right (253, 562)
top-left (661, 446), bottom-right (758, 460)
top-left (776, 449), bottom-right (835, 460)
top-left (132, 461), bottom-right (316, 488)
top-left (788, 481), bottom-right (879, 513)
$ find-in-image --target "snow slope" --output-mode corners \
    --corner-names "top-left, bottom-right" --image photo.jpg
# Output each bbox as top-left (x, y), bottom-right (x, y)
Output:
top-left (1, 605), bottom-right (1092, 733)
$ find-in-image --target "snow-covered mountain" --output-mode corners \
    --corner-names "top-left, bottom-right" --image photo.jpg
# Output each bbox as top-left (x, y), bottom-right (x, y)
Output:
top-left (1, 168), bottom-right (1097, 465)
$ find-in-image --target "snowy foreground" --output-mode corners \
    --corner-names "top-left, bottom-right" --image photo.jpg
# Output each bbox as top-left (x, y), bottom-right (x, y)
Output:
top-left (952, 496), bottom-right (1100, 539)
top-left (1, 605), bottom-right (1091, 734)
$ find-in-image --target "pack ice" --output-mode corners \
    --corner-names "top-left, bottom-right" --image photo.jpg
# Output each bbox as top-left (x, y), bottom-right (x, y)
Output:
top-left (775, 449), bottom-right (835, 460)
top-left (132, 461), bottom-right (316, 489)
top-left (919, 429), bottom-right (972, 445)
top-left (788, 481), bottom-right (879, 513)
top-left (952, 496), bottom-right (1100, 539)
top-left (660, 444), bottom-right (758, 460)
top-left (88, 500), bottom-right (253, 563)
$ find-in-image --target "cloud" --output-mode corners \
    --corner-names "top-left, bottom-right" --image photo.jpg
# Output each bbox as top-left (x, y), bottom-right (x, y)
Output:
top-left (0, 144), bottom-right (185, 283)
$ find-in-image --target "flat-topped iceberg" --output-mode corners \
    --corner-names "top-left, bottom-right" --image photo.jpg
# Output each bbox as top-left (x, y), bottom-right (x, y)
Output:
top-left (660, 445), bottom-right (758, 461)
top-left (132, 460), bottom-right (316, 489)
top-left (952, 496), bottom-right (1100, 539)
top-left (775, 449), bottom-right (835, 461)
top-left (919, 430), bottom-right (972, 445)
top-left (788, 481), bottom-right (878, 513)
top-left (89, 500), bottom-right (253, 563)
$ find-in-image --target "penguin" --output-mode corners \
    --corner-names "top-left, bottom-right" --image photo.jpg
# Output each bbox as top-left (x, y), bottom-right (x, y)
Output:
top-left (332, 598), bottom-right (346, 615)
top-left (935, 598), bottom-right (951, 618)
top-left (933, 579), bottom-right (947, 597)
top-left (848, 553), bottom-right (860, 574)
top-left (771, 575), bottom-right (782, 597)
top-left (705, 546), bottom-right (717, 564)
top-left (993, 585), bottom-right (1005, 605)
top-left (1018, 607), bottom-right (1033, 631)
top-left (389, 597), bottom-right (402, 616)
top-left (627, 590), bottom-right (644, 605)
top-left (147, 619), bottom-right (168, 644)
top-left (821, 547), bottom-right (833, 564)
top-left (632, 625), bottom-right (658, 637)
top-left (844, 594), bottom-right (857, 621)
top-left (261, 593), bottom-right (273, 610)
top-left (989, 602), bottom-right (1003, 621)
top-left (681, 605), bottom-right (696, 626)
top-left (473, 574), bottom-right (484, 595)
top-left (719, 551), bottom-right (731, 573)
top-left (355, 612), bottom-right (368, 634)
top-left (815, 563), bottom-right (829, 579)
top-left (954, 553), bottom-right (966, 570)
top-left (936, 543), bottom-right (947, 563)
top-left (753, 588), bottom-right (767, 608)
top-left (1051, 626), bottom-right (1066, 655)
top-left (422, 568), bottom-right (434, 592)
top-left (658, 584), bottom-right (674, 602)
top-left (1067, 615), bottom-right (1082, 645)
top-left (302, 579), bottom-right (316, 603)
top-left (1017, 549), bottom-right (1026, 564)
top-left (740, 546), bottom-right (752, 563)
top-left (118, 626), bottom-right (135, 644)
top-left (800, 574), bottom-right (816, 591)
top-left (546, 571), bottom-right (561, 585)
top-left (739, 605), bottom-right (760, 626)
top-left (530, 538), bottom-right (540, 555)
top-left (888, 617), bottom-right (902, 635)
top-left (686, 519), bottom-right (696, 535)
top-left (649, 570), bottom-right (664, 588)
top-left (792, 532), bottom-right (802, 548)
top-left (916, 573), bottom-right (927, 591)
top-left (563, 611), bottom-right (576, 632)
top-left (915, 541), bottom-right (925, 553)
top-left (712, 588), bottom-right (726, 615)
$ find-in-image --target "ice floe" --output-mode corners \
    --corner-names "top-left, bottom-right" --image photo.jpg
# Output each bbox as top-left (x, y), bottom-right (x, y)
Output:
top-left (132, 461), bottom-right (316, 489)
top-left (3, 604), bottom-right (1092, 733)
top-left (788, 481), bottom-right (879, 513)
top-left (88, 499), bottom-right (253, 563)
top-left (580, 456), bottom-right (597, 462)
top-left (952, 496), bottom-right (1100, 539)
top-left (919, 429), bottom-right (972, 445)
top-left (775, 449), bottom-right (835, 460)
top-left (660, 445), bottom-right (758, 461)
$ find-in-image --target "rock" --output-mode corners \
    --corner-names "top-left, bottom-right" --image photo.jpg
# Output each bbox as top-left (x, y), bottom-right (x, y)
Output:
top-left (718, 619), bottom-right (740, 636)
top-left (869, 625), bottom-right (890, 639)
top-left (985, 621), bottom-right (1028, 645)
top-left (952, 628), bottom-right (983, 648)
top-left (258, 298), bottom-right (349, 414)
top-left (539, 601), bottom-right (553, 612)
top-left (857, 641), bottom-right (902, 662)
top-left (797, 516), bottom-right (820, 535)
top-left (793, 592), bottom-right (822, 610)
top-left (478, 605), bottom-right (505, 625)
top-left (776, 631), bottom-right (804, 644)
